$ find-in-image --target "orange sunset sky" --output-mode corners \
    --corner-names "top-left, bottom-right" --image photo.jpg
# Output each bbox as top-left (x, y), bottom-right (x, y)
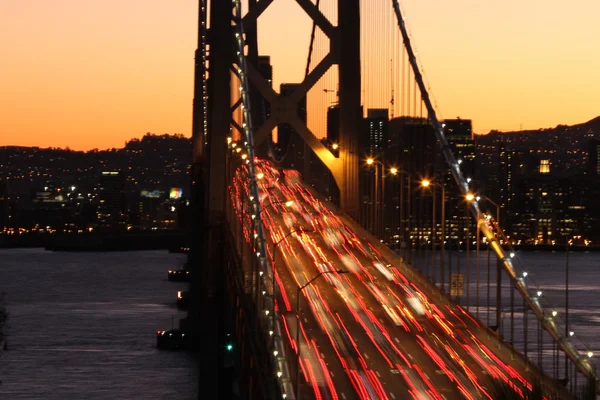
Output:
top-left (1, 0), bottom-right (599, 151)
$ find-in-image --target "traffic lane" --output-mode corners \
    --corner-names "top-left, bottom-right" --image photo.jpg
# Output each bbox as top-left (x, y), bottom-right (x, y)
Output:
top-left (282, 233), bottom-right (414, 399)
top-left (326, 223), bottom-right (510, 397)
top-left (296, 232), bottom-right (456, 400)
top-left (327, 254), bottom-right (465, 398)
top-left (272, 189), bottom-right (464, 398)
top-left (349, 230), bottom-right (539, 397)
top-left (275, 243), bottom-right (357, 399)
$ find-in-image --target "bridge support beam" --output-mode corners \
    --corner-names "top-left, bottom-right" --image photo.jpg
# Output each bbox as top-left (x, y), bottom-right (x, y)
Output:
top-left (338, 0), bottom-right (361, 220)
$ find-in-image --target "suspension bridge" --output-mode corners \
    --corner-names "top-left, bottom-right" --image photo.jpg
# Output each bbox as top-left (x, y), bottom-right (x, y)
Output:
top-left (186, 0), bottom-right (598, 398)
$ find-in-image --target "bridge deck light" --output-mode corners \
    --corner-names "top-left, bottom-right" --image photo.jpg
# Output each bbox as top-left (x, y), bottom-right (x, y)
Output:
top-left (570, 331), bottom-right (575, 337)
top-left (537, 290), bottom-right (543, 297)
top-left (256, 172), bottom-right (264, 180)
top-left (332, 143), bottom-right (339, 150)
top-left (523, 272), bottom-right (528, 278)
top-left (465, 193), bottom-right (475, 201)
top-left (390, 167), bottom-right (398, 175)
top-left (284, 200), bottom-right (294, 208)
top-left (588, 351), bottom-right (593, 358)
top-left (552, 310), bottom-right (558, 317)
top-left (510, 252), bottom-right (515, 258)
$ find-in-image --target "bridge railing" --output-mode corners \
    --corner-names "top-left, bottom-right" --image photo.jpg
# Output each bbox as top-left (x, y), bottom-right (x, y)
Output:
top-left (229, 1), bottom-right (296, 398)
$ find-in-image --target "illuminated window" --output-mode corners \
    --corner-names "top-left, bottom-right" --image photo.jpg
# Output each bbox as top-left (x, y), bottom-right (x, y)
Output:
top-left (540, 159), bottom-right (551, 174)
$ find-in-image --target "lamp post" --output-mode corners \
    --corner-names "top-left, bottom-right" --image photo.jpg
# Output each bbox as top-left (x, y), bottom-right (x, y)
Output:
top-left (422, 180), bottom-right (445, 291)
top-left (390, 167), bottom-right (410, 256)
top-left (256, 197), bottom-right (294, 305)
top-left (271, 226), bottom-right (310, 327)
top-left (295, 269), bottom-right (349, 399)
top-left (366, 158), bottom-right (385, 238)
top-left (396, 169), bottom-right (411, 262)
top-left (469, 194), bottom-right (501, 329)
top-left (565, 235), bottom-right (572, 381)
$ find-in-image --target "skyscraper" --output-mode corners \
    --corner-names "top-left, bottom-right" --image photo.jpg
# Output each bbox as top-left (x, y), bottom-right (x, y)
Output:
top-left (253, 56), bottom-right (273, 159)
top-left (97, 171), bottom-right (127, 229)
top-left (361, 109), bottom-right (389, 158)
top-left (257, 56), bottom-right (273, 124)
top-left (588, 139), bottom-right (600, 175)
top-left (0, 179), bottom-right (8, 230)
top-left (327, 105), bottom-right (340, 145)
top-left (277, 83), bottom-right (307, 172)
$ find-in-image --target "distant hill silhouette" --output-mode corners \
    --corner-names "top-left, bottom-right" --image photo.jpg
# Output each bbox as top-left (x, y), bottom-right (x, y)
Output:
top-left (477, 116), bottom-right (600, 148)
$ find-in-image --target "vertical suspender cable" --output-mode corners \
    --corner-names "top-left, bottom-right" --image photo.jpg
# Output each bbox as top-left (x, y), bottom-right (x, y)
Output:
top-left (391, 0), bottom-right (597, 383)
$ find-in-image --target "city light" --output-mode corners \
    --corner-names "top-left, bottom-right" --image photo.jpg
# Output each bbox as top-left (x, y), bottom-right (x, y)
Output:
top-left (588, 351), bottom-right (593, 358)
top-left (421, 179), bottom-right (431, 188)
top-left (552, 310), bottom-right (558, 317)
top-left (510, 252), bottom-right (515, 258)
top-left (389, 167), bottom-right (398, 175)
top-left (332, 143), bottom-right (339, 150)
top-left (537, 291), bottom-right (543, 297)
top-left (366, 158), bottom-right (374, 165)
top-left (570, 331), bottom-right (575, 337)
top-left (523, 272), bottom-right (528, 278)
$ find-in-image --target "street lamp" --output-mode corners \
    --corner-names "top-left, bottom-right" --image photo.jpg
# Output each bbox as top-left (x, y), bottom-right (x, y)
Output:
top-left (331, 143), bottom-right (339, 150)
top-left (467, 193), bottom-right (501, 327)
top-left (421, 179), bottom-right (445, 290)
top-left (295, 269), bottom-right (349, 398)
top-left (365, 158), bottom-right (384, 238)
top-left (271, 227), bottom-right (308, 306)
top-left (389, 167), bottom-right (409, 258)
top-left (258, 199), bottom-right (294, 218)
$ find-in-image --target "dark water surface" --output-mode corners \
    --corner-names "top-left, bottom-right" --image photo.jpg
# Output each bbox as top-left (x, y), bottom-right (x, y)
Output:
top-left (0, 248), bottom-right (599, 398)
top-left (0, 249), bottom-right (198, 399)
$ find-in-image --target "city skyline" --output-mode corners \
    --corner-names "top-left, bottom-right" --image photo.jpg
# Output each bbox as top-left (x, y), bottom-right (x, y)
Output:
top-left (1, 0), bottom-right (599, 150)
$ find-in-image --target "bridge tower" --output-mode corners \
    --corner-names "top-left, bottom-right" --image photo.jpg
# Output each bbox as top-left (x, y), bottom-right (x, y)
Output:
top-left (240, 0), bottom-right (362, 220)
top-left (189, 0), bottom-right (363, 395)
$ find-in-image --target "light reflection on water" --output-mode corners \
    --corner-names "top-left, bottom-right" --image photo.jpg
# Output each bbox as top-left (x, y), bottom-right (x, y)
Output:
top-left (0, 249), bottom-right (198, 399)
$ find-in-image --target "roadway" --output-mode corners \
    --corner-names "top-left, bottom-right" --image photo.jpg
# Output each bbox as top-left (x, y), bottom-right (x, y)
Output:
top-left (230, 160), bottom-right (566, 399)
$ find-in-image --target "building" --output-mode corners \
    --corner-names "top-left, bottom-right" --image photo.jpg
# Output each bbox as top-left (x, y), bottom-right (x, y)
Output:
top-left (97, 171), bottom-right (127, 229)
top-left (441, 118), bottom-right (475, 242)
top-left (257, 55), bottom-right (273, 122)
top-left (0, 179), bottom-right (8, 230)
top-left (361, 109), bottom-right (389, 158)
top-left (588, 139), bottom-right (600, 175)
top-left (277, 83), bottom-right (307, 173)
top-left (253, 56), bottom-right (273, 159)
top-left (327, 105), bottom-right (340, 146)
